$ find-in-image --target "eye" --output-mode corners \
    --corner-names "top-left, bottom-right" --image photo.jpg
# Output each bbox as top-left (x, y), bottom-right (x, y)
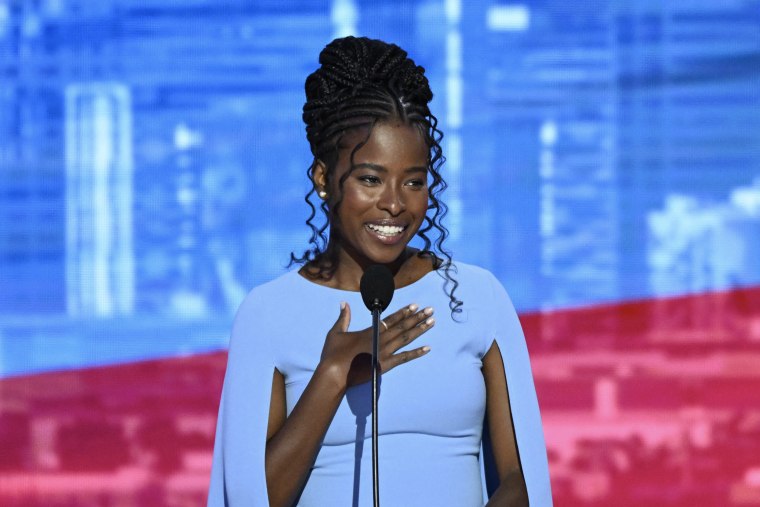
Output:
top-left (405, 179), bottom-right (426, 189)
top-left (358, 175), bottom-right (382, 185)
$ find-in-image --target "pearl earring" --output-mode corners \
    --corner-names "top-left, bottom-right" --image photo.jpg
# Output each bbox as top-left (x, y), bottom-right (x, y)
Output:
top-left (318, 190), bottom-right (328, 199)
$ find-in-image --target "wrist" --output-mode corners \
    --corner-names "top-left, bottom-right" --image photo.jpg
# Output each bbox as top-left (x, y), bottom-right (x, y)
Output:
top-left (313, 361), bottom-right (348, 397)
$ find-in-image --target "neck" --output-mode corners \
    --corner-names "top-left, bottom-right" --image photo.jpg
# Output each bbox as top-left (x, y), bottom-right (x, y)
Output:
top-left (327, 243), bottom-right (413, 292)
top-left (300, 243), bottom-right (440, 291)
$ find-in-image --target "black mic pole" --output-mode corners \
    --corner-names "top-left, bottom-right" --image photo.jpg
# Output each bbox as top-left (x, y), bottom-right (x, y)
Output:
top-left (370, 301), bottom-right (381, 507)
top-left (359, 264), bottom-right (394, 507)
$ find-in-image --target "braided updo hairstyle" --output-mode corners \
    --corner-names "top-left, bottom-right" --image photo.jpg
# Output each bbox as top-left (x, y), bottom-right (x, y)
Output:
top-left (290, 36), bottom-right (462, 315)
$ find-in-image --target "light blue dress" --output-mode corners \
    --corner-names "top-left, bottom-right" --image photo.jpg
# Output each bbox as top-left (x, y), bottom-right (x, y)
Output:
top-left (207, 262), bottom-right (553, 506)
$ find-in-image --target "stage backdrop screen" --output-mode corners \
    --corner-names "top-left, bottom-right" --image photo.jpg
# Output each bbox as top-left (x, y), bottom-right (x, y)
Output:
top-left (1, 1), bottom-right (759, 506)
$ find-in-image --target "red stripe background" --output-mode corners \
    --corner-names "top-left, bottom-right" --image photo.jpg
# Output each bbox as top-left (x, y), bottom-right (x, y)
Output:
top-left (2, 286), bottom-right (759, 506)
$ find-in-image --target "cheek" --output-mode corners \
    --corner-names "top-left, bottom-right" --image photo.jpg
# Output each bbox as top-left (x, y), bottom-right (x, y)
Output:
top-left (411, 190), bottom-right (430, 215)
top-left (336, 186), bottom-right (375, 217)
top-left (340, 186), bottom-right (376, 213)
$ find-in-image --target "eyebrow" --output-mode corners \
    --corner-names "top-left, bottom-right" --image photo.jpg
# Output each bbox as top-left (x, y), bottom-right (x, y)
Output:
top-left (353, 162), bottom-right (428, 174)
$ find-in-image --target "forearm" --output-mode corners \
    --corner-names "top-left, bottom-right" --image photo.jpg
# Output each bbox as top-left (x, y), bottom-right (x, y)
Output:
top-left (484, 469), bottom-right (529, 507)
top-left (265, 363), bottom-right (346, 507)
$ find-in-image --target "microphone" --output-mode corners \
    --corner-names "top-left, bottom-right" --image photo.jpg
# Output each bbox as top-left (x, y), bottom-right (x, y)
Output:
top-left (359, 264), bottom-right (394, 507)
top-left (360, 264), bottom-right (395, 312)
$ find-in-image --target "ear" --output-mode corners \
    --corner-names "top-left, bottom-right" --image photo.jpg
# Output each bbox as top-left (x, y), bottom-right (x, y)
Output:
top-left (312, 160), bottom-right (328, 195)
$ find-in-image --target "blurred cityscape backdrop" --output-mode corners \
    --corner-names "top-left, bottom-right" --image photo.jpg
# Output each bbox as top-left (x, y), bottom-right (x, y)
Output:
top-left (1, 0), bottom-right (759, 505)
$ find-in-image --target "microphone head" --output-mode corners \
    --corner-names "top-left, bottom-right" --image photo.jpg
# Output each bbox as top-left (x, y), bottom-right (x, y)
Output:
top-left (360, 264), bottom-right (395, 312)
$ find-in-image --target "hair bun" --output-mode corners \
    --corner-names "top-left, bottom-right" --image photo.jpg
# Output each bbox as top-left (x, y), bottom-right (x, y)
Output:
top-left (305, 36), bottom-right (431, 106)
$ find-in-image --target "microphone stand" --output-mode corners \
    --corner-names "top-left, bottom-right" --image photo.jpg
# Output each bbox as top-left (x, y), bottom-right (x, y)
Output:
top-left (360, 265), bottom-right (393, 507)
top-left (370, 299), bottom-right (382, 507)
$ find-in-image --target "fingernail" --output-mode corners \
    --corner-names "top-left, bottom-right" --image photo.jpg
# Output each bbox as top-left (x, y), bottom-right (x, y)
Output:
top-left (426, 317), bottom-right (435, 326)
top-left (340, 301), bottom-right (346, 310)
top-left (423, 307), bottom-right (434, 315)
top-left (409, 304), bottom-right (419, 312)
top-left (422, 346), bottom-right (431, 353)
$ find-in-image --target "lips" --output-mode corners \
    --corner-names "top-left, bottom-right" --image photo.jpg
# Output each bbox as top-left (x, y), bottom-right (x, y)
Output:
top-left (365, 221), bottom-right (408, 245)
top-left (366, 223), bottom-right (405, 235)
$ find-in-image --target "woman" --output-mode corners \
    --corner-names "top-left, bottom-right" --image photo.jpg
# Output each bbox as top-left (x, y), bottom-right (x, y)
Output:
top-left (207, 36), bottom-right (552, 506)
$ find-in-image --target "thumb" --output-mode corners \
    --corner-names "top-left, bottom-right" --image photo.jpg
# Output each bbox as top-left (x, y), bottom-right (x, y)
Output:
top-left (330, 301), bottom-right (351, 333)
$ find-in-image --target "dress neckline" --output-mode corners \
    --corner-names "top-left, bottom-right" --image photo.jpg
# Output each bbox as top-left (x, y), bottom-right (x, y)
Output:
top-left (292, 267), bottom-right (440, 295)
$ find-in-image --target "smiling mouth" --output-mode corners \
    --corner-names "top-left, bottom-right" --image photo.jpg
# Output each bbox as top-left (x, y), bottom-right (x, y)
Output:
top-left (365, 223), bottom-right (407, 237)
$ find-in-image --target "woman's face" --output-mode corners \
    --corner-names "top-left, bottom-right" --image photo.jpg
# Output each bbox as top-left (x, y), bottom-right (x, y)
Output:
top-left (318, 121), bottom-right (430, 268)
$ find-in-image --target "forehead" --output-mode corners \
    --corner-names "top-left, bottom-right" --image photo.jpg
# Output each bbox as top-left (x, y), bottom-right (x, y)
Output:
top-left (338, 121), bottom-right (428, 167)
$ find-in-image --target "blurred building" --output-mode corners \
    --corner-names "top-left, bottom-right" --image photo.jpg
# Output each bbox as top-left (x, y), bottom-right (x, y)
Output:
top-left (616, 0), bottom-right (760, 300)
top-left (457, 2), bottom-right (619, 310)
top-left (0, 1), bottom-right (67, 314)
top-left (65, 83), bottom-right (134, 317)
top-left (648, 179), bottom-right (760, 296)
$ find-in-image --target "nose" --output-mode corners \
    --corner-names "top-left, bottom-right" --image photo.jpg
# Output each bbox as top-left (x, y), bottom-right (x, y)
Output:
top-left (377, 183), bottom-right (405, 216)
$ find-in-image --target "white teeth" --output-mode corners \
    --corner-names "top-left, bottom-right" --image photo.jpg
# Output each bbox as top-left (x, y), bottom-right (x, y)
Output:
top-left (367, 224), bottom-right (404, 236)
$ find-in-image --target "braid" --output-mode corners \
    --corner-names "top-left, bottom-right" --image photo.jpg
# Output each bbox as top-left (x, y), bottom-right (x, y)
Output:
top-left (290, 36), bottom-right (462, 315)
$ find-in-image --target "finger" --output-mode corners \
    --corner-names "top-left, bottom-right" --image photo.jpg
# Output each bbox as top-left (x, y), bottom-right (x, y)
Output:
top-left (330, 301), bottom-right (351, 333)
top-left (386, 313), bottom-right (435, 351)
top-left (381, 303), bottom-right (420, 328)
top-left (385, 306), bottom-right (434, 341)
top-left (383, 346), bottom-right (431, 372)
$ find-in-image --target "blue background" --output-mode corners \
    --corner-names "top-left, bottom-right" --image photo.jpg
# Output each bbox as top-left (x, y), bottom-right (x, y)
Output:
top-left (1, 0), bottom-right (759, 376)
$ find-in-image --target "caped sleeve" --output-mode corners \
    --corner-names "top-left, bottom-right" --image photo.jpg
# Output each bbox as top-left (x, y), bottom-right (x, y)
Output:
top-left (483, 272), bottom-right (553, 506)
top-left (208, 289), bottom-right (275, 506)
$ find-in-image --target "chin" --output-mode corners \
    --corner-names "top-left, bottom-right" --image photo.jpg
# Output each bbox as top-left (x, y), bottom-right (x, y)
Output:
top-left (361, 245), bottom-right (408, 266)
